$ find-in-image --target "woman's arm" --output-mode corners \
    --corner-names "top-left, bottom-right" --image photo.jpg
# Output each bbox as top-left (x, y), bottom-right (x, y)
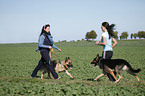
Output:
top-left (38, 35), bottom-right (52, 49)
top-left (96, 36), bottom-right (106, 46)
top-left (52, 45), bottom-right (61, 52)
top-left (112, 37), bottom-right (117, 48)
top-left (49, 35), bottom-right (61, 52)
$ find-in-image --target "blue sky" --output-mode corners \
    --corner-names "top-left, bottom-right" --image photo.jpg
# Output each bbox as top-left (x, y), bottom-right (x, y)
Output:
top-left (0, 0), bottom-right (145, 43)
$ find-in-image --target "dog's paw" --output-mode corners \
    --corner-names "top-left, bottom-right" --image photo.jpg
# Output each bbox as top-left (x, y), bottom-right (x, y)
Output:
top-left (70, 77), bottom-right (74, 80)
top-left (115, 80), bottom-right (119, 83)
top-left (94, 79), bottom-right (98, 81)
top-left (138, 80), bottom-right (141, 83)
top-left (57, 76), bottom-right (61, 79)
top-left (87, 78), bottom-right (94, 81)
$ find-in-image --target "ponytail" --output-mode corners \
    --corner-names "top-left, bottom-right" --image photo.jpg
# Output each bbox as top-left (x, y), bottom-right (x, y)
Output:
top-left (107, 24), bottom-right (115, 39)
top-left (102, 22), bottom-right (115, 39)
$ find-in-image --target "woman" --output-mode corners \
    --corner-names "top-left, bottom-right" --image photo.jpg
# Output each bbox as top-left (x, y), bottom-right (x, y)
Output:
top-left (31, 24), bottom-right (61, 79)
top-left (96, 22), bottom-right (117, 81)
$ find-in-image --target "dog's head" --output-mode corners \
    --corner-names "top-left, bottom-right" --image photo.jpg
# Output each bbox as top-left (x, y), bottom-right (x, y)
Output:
top-left (65, 57), bottom-right (73, 69)
top-left (91, 54), bottom-right (102, 67)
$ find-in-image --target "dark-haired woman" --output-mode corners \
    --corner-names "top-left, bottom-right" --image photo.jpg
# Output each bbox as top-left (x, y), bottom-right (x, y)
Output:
top-left (31, 24), bottom-right (61, 79)
top-left (95, 22), bottom-right (117, 81)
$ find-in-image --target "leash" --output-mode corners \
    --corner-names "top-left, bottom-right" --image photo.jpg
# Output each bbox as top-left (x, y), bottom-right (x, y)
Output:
top-left (50, 48), bottom-right (58, 59)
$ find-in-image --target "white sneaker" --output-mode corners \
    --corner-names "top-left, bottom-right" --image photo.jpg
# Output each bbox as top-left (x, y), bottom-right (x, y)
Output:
top-left (57, 76), bottom-right (61, 79)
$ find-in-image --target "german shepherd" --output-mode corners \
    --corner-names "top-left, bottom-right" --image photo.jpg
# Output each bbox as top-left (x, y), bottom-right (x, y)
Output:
top-left (91, 54), bottom-right (141, 83)
top-left (40, 57), bottom-right (74, 79)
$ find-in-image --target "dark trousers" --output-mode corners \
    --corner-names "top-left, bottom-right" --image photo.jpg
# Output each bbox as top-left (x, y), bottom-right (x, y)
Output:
top-left (31, 49), bottom-right (58, 79)
top-left (102, 51), bottom-right (116, 82)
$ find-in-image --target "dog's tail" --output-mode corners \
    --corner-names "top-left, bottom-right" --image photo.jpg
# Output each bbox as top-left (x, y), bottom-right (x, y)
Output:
top-left (130, 68), bottom-right (141, 73)
top-left (127, 66), bottom-right (141, 76)
top-left (125, 60), bottom-right (141, 74)
top-left (127, 64), bottom-right (141, 73)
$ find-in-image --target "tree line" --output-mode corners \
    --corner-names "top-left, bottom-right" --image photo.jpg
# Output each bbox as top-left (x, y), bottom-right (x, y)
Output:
top-left (85, 30), bottom-right (145, 40)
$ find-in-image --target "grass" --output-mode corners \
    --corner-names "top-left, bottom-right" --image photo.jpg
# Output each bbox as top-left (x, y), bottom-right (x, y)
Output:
top-left (0, 39), bottom-right (145, 95)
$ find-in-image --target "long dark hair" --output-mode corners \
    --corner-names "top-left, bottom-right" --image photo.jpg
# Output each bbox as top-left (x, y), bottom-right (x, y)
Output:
top-left (40, 24), bottom-right (51, 36)
top-left (102, 22), bottom-right (115, 39)
top-left (40, 24), bottom-right (51, 43)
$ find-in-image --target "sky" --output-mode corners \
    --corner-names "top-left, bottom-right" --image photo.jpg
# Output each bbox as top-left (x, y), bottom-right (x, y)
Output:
top-left (0, 0), bottom-right (145, 43)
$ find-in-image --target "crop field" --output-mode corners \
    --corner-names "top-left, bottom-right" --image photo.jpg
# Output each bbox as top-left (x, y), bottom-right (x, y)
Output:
top-left (0, 40), bottom-right (145, 95)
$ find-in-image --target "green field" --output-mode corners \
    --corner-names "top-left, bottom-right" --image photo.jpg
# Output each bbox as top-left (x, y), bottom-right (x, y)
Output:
top-left (0, 40), bottom-right (145, 95)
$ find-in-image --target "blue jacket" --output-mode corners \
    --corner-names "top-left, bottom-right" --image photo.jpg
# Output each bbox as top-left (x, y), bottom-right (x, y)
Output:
top-left (36, 33), bottom-right (59, 51)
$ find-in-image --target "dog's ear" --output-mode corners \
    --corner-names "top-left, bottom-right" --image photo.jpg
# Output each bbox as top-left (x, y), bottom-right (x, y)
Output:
top-left (58, 60), bottom-right (61, 64)
top-left (96, 54), bottom-right (100, 60)
top-left (65, 57), bottom-right (68, 62)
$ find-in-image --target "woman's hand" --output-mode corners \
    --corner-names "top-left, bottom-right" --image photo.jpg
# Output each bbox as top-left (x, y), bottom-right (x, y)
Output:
top-left (58, 49), bottom-right (61, 52)
top-left (49, 46), bottom-right (52, 49)
top-left (96, 41), bottom-right (99, 45)
top-left (112, 38), bottom-right (117, 48)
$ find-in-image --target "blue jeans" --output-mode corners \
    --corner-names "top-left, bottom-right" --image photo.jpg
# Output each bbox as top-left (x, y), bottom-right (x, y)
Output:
top-left (31, 49), bottom-right (58, 79)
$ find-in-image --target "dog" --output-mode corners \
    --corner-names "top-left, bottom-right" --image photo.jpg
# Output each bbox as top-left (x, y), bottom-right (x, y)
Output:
top-left (91, 54), bottom-right (141, 83)
top-left (40, 57), bottom-right (74, 79)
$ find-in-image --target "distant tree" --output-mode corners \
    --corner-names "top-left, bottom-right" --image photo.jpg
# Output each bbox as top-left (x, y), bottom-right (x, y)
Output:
top-left (82, 38), bottom-right (85, 41)
top-left (89, 30), bottom-right (97, 40)
top-left (131, 33), bottom-right (133, 39)
top-left (133, 33), bottom-right (138, 39)
top-left (120, 32), bottom-right (128, 39)
top-left (120, 36), bottom-right (122, 40)
top-left (85, 30), bottom-right (97, 41)
top-left (61, 40), bottom-right (67, 42)
top-left (77, 40), bottom-right (80, 42)
top-left (138, 31), bottom-right (145, 39)
top-left (85, 32), bottom-right (90, 41)
top-left (138, 31), bottom-right (143, 38)
top-left (114, 31), bottom-right (118, 39)
top-left (143, 32), bottom-right (145, 39)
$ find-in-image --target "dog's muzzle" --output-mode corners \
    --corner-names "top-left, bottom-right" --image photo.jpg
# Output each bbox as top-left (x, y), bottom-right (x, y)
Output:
top-left (93, 64), bottom-right (96, 67)
top-left (91, 61), bottom-right (97, 67)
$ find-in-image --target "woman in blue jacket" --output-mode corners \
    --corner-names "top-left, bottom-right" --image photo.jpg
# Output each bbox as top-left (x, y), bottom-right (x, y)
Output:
top-left (31, 24), bottom-right (61, 79)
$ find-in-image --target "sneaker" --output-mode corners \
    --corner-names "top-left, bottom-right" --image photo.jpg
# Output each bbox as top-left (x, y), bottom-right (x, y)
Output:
top-left (57, 76), bottom-right (61, 79)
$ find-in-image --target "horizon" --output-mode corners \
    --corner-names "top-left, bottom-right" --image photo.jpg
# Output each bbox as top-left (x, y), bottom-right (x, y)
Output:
top-left (0, 38), bottom-right (144, 44)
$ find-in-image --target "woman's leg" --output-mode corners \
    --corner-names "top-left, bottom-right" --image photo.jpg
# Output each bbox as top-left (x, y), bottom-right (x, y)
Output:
top-left (102, 51), bottom-right (113, 59)
top-left (31, 58), bottom-right (44, 77)
top-left (41, 50), bottom-right (58, 79)
top-left (102, 51), bottom-right (116, 81)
